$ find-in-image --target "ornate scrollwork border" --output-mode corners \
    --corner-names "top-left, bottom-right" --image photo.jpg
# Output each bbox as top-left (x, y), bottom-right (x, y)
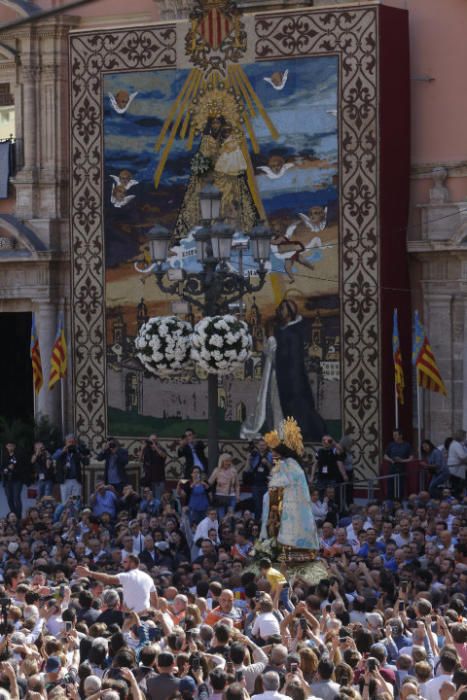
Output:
top-left (70, 5), bottom-right (380, 477)
top-left (254, 7), bottom-right (380, 477)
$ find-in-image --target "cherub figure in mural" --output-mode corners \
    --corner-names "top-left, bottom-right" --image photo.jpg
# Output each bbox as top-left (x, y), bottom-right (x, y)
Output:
top-left (241, 301), bottom-right (327, 442)
top-left (108, 89), bottom-right (138, 114)
top-left (110, 170), bottom-right (139, 209)
top-left (299, 205), bottom-right (328, 233)
top-left (263, 69), bottom-right (289, 91)
top-left (257, 154), bottom-right (295, 181)
top-left (174, 113), bottom-right (260, 239)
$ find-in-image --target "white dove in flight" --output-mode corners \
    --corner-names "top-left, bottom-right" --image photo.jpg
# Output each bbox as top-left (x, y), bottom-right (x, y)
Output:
top-left (256, 162), bottom-right (295, 180)
top-left (263, 69), bottom-right (289, 90)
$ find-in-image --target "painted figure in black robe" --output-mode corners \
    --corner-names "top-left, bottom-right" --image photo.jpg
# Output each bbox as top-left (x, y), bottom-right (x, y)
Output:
top-left (274, 299), bottom-right (327, 441)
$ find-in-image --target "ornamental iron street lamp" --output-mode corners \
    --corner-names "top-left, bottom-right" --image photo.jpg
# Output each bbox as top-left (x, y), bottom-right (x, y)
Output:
top-left (135, 183), bottom-right (273, 470)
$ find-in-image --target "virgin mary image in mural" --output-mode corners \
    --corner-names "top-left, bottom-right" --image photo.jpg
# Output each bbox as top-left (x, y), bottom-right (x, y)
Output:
top-left (174, 96), bottom-right (261, 239)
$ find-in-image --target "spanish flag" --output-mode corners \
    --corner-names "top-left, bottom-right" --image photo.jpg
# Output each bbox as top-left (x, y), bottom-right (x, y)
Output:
top-left (48, 312), bottom-right (67, 390)
top-left (30, 313), bottom-right (43, 394)
top-left (392, 308), bottom-right (404, 405)
top-left (412, 310), bottom-right (447, 396)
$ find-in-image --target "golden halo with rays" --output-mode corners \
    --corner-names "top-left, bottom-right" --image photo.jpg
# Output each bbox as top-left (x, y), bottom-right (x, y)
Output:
top-left (190, 86), bottom-right (244, 135)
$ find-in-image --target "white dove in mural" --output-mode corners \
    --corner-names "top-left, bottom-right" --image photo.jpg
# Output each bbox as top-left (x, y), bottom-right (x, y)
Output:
top-left (263, 69), bottom-right (289, 90)
top-left (108, 90), bottom-right (138, 114)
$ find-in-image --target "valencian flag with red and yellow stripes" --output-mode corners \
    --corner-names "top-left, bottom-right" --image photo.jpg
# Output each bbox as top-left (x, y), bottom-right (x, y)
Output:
top-left (30, 313), bottom-right (43, 394)
top-left (48, 312), bottom-right (67, 390)
top-left (392, 308), bottom-right (405, 405)
top-left (412, 310), bottom-right (447, 396)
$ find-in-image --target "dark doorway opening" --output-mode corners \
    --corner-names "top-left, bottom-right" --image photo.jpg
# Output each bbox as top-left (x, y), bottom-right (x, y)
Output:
top-left (0, 312), bottom-right (33, 422)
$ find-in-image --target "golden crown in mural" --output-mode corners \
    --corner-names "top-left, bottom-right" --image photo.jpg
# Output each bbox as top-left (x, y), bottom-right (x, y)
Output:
top-left (264, 417), bottom-right (305, 457)
top-left (191, 87), bottom-right (243, 133)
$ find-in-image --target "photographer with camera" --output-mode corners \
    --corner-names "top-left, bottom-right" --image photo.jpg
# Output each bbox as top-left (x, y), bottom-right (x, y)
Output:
top-left (96, 437), bottom-right (129, 495)
top-left (244, 438), bottom-right (273, 520)
top-left (311, 435), bottom-right (348, 511)
top-left (1, 441), bottom-right (28, 519)
top-left (52, 434), bottom-right (89, 503)
top-left (139, 433), bottom-right (167, 502)
top-left (31, 441), bottom-right (54, 500)
top-left (178, 428), bottom-right (208, 478)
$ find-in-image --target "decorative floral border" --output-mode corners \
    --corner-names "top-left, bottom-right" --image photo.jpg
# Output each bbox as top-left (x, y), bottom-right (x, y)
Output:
top-left (70, 6), bottom-right (380, 476)
top-left (254, 7), bottom-right (380, 475)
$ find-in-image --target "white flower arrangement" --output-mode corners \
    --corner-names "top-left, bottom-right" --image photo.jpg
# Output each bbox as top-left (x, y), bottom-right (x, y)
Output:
top-left (191, 315), bottom-right (253, 376)
top-left (135, 316), bottom-right (192, 376)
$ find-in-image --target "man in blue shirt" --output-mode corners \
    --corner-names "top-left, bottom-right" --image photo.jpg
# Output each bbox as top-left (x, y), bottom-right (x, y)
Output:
top-left (90, 481), bottom-right (118, 519)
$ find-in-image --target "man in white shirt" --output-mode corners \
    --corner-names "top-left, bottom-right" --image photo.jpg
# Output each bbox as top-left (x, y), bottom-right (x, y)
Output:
top-left (447, 430), bottom-right (467, 497)
top-left (194, 509), bottom-right (219, 543)
top-left (423, 649), bottom-right (458, 700)
top-left (76, 554), bottom-right (158, 613)
top-left (251, 597), bottom-right (281, 641)
top-left (252, 671), bottom-right (292, 700)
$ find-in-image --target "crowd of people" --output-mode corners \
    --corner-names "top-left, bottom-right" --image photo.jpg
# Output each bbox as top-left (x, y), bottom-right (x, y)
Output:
top-left (0, 427), bottom-right (464, 700)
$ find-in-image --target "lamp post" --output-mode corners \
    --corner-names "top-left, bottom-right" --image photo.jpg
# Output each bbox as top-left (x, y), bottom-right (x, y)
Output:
top-left (136, 184), bottom-right (272, 471)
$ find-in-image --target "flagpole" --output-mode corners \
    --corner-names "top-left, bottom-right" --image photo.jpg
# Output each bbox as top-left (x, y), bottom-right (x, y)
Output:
top-left (394, 380), bottom-right (399, 429)
top-left (60, 377), bottom-right (65, 439)
top-left (416, 367), bottom-right (422, 457)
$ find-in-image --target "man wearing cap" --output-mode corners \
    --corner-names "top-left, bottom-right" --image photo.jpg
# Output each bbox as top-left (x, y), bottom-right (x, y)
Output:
top-left (76, 553), bottom-right (157, 614)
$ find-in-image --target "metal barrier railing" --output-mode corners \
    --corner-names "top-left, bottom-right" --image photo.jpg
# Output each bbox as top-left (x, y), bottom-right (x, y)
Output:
top-left (331, 472), bottom-right (401, 510)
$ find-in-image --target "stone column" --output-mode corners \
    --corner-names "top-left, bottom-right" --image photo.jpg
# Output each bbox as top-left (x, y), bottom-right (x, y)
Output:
top-left (35, 301), bottom-right (60, 426)
top-left (14, 61), bottom-right (39, 219)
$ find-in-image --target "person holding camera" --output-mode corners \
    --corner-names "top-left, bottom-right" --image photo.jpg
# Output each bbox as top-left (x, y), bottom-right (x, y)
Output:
top-left (245, 438), bottom-right (273, 520)
top-left (52, 434), bottom-right (89, 503)
top-left (140, 434), bottom-right (167, 502)
top-left (1, 440), bottom-right (27, 519)
top-left (178, 429), bottom-right (208, 478)
top-left (96, 437), bottom-right (129, 495)
top-left (31, 441), bottom-right (54, 500)
top-left (312, 435), bottom-right (347, 511)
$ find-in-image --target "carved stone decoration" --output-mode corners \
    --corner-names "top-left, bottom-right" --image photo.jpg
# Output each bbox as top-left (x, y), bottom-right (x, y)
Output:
top-left (70, 6), bottom-right (381, 474)
top-left (69, 26), bottom-right (177, 448)
top-left (429, 167), bottom-right (449, 204)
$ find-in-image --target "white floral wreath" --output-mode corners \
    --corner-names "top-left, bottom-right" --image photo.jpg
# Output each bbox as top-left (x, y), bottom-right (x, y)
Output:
top-left (134, 316), bottom-right (192, 375)
top-left (191, 315), bottom-right (253, 376)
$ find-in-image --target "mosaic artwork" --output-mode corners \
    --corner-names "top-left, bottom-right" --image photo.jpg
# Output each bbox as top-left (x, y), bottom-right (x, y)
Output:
top-left (71, 4), bottom-right (383, 474)
top-left (103, 52), bottom-right (340, 442)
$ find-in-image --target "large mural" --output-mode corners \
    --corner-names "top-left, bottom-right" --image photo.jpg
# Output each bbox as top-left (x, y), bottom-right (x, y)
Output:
top-left (103, 47), bottom-right (340, 441)
top-left (71, 2), bottom-right (411, 474)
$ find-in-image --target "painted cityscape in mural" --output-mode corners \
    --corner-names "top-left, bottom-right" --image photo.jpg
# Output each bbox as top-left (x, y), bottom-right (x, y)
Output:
top-left (102, 50), bottom-right (340, 440)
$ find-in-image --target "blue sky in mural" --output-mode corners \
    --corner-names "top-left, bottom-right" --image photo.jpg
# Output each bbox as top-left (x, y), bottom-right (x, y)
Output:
top-left (103, 56), bottom-right (338, 272)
